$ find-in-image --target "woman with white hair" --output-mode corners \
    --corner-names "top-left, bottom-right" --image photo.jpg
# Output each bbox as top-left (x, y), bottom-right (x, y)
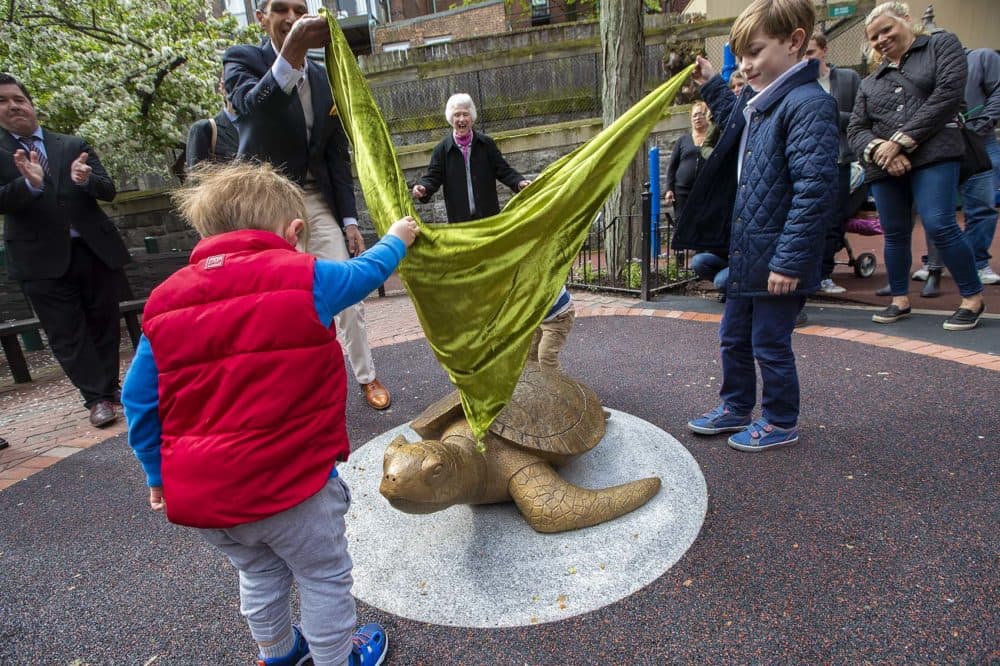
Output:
top-left (847, 1), bottom-right (984, 330)
top-left (412, 93), bottom-right (531, 222)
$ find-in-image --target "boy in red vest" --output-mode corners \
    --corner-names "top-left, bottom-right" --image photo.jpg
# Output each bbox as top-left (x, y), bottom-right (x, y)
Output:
top-left (122, 162), bottom-right (418, 666)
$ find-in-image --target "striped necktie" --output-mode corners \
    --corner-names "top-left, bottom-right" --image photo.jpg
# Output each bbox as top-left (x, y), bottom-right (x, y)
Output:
top-left (20, 136), bottom-right (50, 175)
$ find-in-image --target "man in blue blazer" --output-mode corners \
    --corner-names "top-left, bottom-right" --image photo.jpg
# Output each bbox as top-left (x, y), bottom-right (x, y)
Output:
top-left (224, 0), bottom-right (392, 410)
top-left (0, 73), bottom-right (130, 427)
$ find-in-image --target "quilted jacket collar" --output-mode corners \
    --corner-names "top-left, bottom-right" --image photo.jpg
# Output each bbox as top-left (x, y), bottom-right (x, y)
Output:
top-left (751, 58), bottom-right (820, 114)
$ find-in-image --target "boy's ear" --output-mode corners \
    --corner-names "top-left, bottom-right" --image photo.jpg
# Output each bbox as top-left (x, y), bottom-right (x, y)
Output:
top-left (789, 27), bottom-right (807, 55)
top-left (283, 218), bottom-right (306, 246)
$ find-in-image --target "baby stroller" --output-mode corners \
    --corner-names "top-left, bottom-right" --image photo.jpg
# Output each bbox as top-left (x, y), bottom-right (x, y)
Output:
top-left (833, 163), bottom-right (881, 278)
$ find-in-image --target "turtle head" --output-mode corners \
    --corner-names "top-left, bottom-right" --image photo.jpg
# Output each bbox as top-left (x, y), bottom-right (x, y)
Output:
top-left (379, 434), bottom-right (476, 514)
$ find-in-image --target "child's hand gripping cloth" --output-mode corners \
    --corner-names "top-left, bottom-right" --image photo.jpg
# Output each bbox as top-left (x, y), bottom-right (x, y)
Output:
top-left (322, 10), bottom-right (693, 447)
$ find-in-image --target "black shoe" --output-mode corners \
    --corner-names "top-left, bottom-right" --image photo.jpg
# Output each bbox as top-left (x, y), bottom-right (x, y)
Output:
top-left (921, 270), bottom-right (942, 298)
top-left (794, 310), bottom-right (808, 328)
top-left (872, 304), bottom-right (912, 324)
top-left (943, 303), bottom-right (985, 331)
top-left (875, 284), bottom-right (891, 297)
top-left (0, 438), bottom-right (8, 451)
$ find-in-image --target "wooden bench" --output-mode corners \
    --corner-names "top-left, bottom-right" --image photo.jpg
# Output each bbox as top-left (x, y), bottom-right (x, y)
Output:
top-left (1, 299), bottom-right (146, 384)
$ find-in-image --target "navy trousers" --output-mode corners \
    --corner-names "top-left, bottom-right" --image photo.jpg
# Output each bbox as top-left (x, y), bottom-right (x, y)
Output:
top-left (719, 295), bottom-right (806, 429)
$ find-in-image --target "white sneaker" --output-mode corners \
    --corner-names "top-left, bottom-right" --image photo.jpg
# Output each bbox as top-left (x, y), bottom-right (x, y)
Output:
top-left (820, 278), bottom-right (846, 294)
top-left (911, 265), bottom-right (930, 281)
top-left (979, 266), bottom-right (1000, 285)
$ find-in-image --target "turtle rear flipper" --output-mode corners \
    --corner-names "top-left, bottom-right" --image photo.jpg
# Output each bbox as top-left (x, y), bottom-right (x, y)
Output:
top-left (509, 463), bottom-right (661, 534)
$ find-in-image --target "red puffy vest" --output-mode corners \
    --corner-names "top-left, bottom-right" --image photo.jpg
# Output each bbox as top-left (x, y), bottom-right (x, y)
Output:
top-left (142, 230), bottom-right (349, 528)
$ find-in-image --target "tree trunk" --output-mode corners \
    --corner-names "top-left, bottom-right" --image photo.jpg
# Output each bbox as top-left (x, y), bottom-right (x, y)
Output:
top-left (599, 0), bottom-right (645, 280)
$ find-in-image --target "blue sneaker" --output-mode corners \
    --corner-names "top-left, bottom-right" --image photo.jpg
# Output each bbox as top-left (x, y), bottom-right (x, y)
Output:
top-left (256, 625), bottom-right (311, 666)
top-left (727, 418), bottom-right (799, 452)
top-left (687, 404), bottom-right (751, 435)
top-left (349, 622), bottom-right (388, 666)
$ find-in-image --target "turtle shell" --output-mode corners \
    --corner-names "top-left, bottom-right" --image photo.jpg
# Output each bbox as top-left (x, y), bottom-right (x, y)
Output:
top-left (489, 363), bottom-right (606, 456)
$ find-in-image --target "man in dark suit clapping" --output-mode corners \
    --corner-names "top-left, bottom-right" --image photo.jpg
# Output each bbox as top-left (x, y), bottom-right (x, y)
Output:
top-left (0, 73), bottom-right (130, 427)
top-left (224, 0), bottom-right (392, 410)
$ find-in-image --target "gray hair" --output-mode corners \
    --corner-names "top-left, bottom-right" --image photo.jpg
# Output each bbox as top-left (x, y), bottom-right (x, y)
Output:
top-left (444, 93), bottom-right (477, 124)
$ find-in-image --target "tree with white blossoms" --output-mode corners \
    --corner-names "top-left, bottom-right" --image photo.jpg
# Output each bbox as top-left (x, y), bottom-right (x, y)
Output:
top-left (0, 0), bottom-right (255, 183)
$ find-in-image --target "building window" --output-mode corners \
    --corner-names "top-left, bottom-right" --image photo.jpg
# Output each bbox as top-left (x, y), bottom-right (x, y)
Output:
top-left (383, 41), bottom-right (411, 52)
top-left (530, 0), bottom-right (551, 26)
top-left (424, 34), bottom-right (453, 45)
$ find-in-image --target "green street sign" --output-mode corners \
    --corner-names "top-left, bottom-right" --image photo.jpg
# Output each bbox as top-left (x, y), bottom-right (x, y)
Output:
top-left (827, 3), bottom-right (857, 18)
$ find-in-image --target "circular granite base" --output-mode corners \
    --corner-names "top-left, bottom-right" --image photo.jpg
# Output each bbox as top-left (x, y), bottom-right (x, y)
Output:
top-left (341, 409), bottom-right (707, 628)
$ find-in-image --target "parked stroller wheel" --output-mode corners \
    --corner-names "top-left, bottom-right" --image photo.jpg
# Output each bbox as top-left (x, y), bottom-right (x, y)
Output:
top-left (854, 252), bottom-right (877, 278)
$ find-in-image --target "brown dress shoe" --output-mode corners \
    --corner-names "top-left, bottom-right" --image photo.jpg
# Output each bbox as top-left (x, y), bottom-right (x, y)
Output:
top-left (362, 379), bottom-right (391, 410)
top-left (89, 401), bottom-right (117, 428)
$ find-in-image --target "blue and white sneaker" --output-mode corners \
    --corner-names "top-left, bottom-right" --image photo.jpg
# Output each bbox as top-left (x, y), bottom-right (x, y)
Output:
top-left (349, 622), bottom-right (388, 666)
top-left (687, 404), bottom-right (751, 435)
top-left (256, 625), bottom-right (311, 666)
top-left (727, 418), bottom-right (799, 452)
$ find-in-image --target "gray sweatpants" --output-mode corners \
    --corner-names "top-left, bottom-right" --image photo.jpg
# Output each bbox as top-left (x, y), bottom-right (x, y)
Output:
top-left (199, 476), bottom-right (355, 666)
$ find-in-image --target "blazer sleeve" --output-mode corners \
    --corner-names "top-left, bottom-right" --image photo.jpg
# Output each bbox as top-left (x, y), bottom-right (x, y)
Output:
top-left (76, 140), bottom-right (116, 202)
top-left (185, 119), bottom-right (212, 169)
top-left (0, 147), bottom-right (38, 214)
top-left (223, 45), bottom-right (294, 120)
top-left (485, 135), bottom-right (523, 192)
top-left (899, 32), bottom-right (966, 148)
top-left (323, 118), bottom-right (358, 221)
top-left (417, 140), bottom-right (446, 201)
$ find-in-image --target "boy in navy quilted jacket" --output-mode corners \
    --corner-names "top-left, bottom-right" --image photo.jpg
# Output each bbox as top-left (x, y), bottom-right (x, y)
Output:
top-left (685, 0), bottom-right (839, 451)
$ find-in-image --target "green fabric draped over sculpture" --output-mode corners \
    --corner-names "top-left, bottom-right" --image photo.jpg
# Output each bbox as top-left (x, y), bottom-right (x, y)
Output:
top-left (322, 10), bottom-right (693, 446)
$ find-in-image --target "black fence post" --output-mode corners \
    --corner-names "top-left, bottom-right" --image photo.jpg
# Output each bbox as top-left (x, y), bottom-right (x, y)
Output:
top-left (640, 183), bottom-right (651, 302)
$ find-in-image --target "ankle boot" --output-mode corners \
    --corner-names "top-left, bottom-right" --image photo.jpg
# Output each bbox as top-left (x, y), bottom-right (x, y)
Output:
top-left (921, 269), bottom-right (942, 298)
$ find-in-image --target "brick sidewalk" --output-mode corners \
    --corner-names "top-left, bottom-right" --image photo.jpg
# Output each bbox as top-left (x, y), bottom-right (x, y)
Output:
top-left (2, 289), bottom-right (997, 490)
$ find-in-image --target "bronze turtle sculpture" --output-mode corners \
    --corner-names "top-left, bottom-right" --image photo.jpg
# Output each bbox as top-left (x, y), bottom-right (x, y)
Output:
top-left (379, 363), bottom-right (661, 533)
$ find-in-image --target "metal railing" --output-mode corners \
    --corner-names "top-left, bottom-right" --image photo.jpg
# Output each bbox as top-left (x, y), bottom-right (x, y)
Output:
top-left (566, 187), bottom-right (697, 300)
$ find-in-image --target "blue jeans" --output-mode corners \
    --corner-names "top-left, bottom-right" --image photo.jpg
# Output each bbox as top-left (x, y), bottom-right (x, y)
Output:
top-left (690, 252), bottom-right (729, 291)
top-left (719, 295), bottom-right (805, 429)
top-left (929, 169), bottom-right (999, 270)
top-left (985, 133), bottom-right (1000, 206)
top-left (870, 161), bottom-right (983, 297)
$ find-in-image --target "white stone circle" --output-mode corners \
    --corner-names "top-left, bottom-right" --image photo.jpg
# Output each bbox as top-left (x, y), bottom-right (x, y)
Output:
top-left (342, 409), bottom-right (707, 628)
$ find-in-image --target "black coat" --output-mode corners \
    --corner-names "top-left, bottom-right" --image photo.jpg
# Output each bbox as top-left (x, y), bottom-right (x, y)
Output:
top-left (223, 39), bottom-right (357, 225)
top-left (0, 130), bottom-right (130, 281)
top-left (828, 66), bottom-right (862, 164)
top-left (185, 110), bottom-right (239, 168)
top-left (848, 32), bottom-right (967, 184)
top-left (417, 130), bottom-right (523, 222)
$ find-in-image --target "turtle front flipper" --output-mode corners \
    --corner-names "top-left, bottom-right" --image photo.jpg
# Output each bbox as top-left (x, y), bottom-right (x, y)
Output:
top-left (508, 463), bottom-right (661, 533)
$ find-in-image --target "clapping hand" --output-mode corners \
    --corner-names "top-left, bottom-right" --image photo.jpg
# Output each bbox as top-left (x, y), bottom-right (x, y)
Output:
top-left (70, 152), bottom-right (92, 185)
top-left (13, 148), bottom-right (44, 188)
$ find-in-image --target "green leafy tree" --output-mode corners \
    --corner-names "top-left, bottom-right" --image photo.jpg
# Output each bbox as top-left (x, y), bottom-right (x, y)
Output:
top-left (0, 0), bottom-right (255, 182)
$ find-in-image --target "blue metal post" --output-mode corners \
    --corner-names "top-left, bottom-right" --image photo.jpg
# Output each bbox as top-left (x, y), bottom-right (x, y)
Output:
top-left (722, 42), bottom-right (737, 83)
top-left (648, 146), bottom-right (660, 260)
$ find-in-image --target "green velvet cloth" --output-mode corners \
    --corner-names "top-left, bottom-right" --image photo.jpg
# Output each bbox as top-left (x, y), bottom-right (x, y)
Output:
top-left (322, 10), bottom-right (693, 445)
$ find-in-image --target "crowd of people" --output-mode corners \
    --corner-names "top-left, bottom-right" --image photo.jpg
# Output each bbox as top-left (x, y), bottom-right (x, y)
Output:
top-left (672, 1), bottom-right (999, 332)
top-left (1, 0), bottom-right (997, 663)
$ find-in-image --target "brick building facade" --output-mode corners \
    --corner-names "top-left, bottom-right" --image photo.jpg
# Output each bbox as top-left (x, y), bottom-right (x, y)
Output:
top-left (376, 0), bottom-right (508, 52)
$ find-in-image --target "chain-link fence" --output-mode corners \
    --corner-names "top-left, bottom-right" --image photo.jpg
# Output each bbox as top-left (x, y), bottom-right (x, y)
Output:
top-left (370, 42), bottom-right (683, 146)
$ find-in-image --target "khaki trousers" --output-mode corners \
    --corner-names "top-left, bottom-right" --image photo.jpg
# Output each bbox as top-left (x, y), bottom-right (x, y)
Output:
top-left (529, 305), bottom-right (575, 371)
top-left (302, 186), bottom-right (376, 384)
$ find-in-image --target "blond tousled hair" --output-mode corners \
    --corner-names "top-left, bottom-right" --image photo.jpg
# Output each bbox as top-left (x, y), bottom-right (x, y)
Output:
top-left (730, 0), bottom-right (816, 58)
top-left (172, 161), bottom-right (308, 241)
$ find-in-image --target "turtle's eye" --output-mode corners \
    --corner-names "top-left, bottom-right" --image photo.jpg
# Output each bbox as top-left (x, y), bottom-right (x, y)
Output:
top-left (421, 455), bottom-right (445, 479)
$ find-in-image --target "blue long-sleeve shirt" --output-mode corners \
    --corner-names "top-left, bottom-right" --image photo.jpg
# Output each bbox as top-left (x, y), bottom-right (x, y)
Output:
top-left (122, 235), bottom-right (406, 487)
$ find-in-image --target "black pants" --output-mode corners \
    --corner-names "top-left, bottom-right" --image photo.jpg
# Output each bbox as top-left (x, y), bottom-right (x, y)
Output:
top-left (821, 164), bottom-right (854, 279)
top-left (21, 240), bottom-right (121, 407)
